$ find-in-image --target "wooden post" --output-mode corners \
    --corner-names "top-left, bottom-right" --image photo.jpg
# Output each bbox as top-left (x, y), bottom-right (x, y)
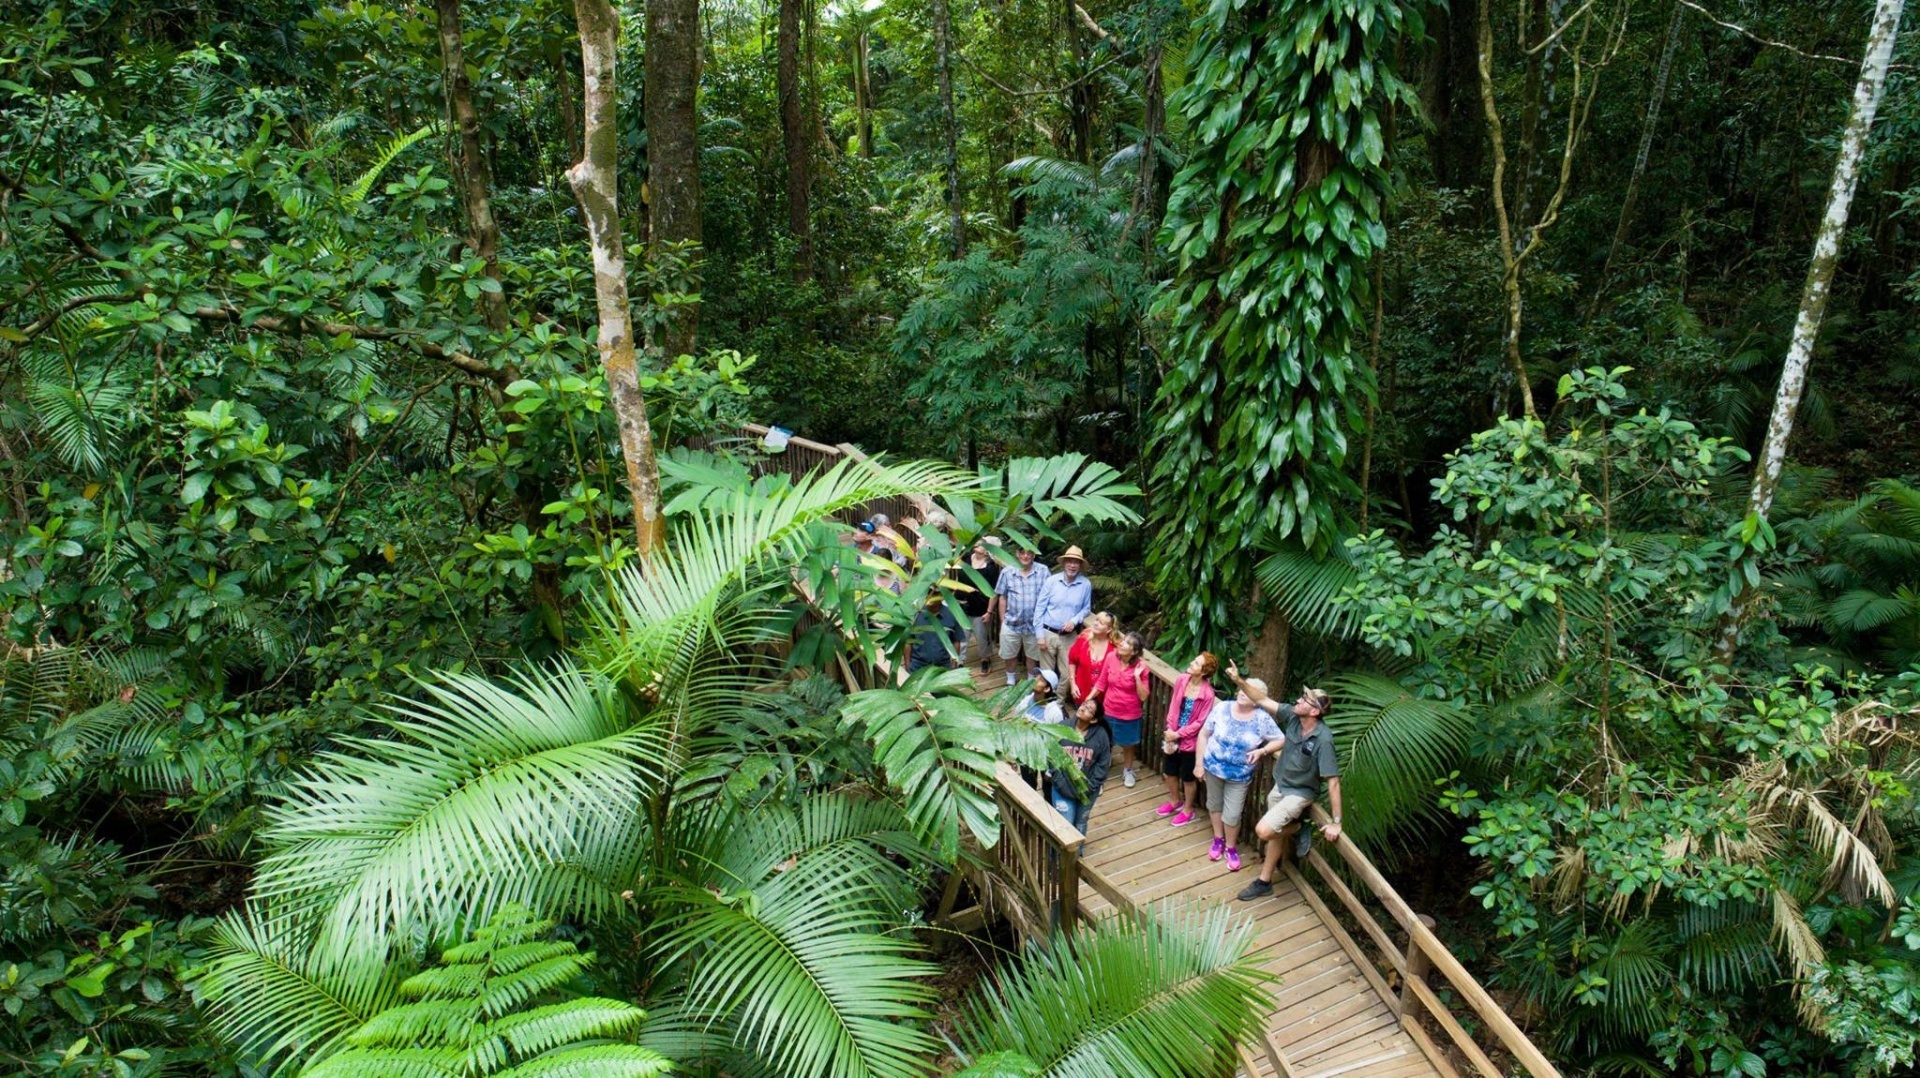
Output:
top-left (1058, 839), bottom-right (1082, 931)
top-left (1396, 913), bottom-right (1437, 1017)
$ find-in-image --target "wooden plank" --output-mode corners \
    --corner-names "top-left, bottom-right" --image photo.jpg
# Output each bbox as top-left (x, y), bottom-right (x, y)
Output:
top-left (1305, 804), bottom-right (1561, 1078)
top-left (1269, 990), bottom-right (1379, 1041)
top-left (1304, 1047), bottom-right (1421, 1078)
top-left (1303, 849), bottom-right (1408, 975)
top-left (1399, 1015), bottom-right (1464, 1078)
top-left (996, 761), bottom-right (1084, 847)
top-left (1284, 864), bottom-right (1400, 1012)
top-left (1285, 1008), bottom-right (1401, 1059)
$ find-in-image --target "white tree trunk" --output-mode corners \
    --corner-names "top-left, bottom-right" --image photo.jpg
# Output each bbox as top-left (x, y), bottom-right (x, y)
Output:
top-left (568, 0), bottom-right (664, 558)
top-left (1719, 0), bottom-right (1905, 653)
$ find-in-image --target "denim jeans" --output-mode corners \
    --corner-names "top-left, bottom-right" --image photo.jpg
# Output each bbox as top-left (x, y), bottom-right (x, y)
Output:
top-left (1050, 789), bottom-right (1094, 836)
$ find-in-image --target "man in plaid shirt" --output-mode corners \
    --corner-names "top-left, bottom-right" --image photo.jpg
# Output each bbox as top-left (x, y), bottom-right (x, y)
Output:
top-left (990, 547), bottom-right (1049, 686)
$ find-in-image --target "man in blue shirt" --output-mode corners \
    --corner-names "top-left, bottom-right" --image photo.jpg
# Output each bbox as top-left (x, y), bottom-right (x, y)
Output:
top-left (992, 546), bottom-right (1050, 686)
top-left (1033, 545), bottom-right (1094, 692)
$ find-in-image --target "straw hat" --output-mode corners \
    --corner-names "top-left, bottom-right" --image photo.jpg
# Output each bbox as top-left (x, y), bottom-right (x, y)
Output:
top-left (1060, 545), bottom-right (1088, 567)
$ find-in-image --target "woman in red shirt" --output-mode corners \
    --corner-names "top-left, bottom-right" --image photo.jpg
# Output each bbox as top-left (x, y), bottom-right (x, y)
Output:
top-left (1090, 631), bottom-right (1151, 788)
top-left (1065, 611), bottom-right (1115, 704)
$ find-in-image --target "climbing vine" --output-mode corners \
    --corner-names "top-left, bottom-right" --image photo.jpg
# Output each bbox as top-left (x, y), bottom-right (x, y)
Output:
top-left (1146, 0), bottom-right (1418, 650)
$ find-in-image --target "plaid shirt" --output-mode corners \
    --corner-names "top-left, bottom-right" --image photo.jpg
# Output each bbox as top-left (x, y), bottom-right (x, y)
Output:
top-left (995, 562), bottom-right (1049, 632)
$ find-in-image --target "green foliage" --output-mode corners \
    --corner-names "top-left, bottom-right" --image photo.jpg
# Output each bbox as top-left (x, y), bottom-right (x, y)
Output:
top-left (953, 907), bottom-right (1273, 1077)
top-left (298, 905), bottom-right (668, 1078)
top-left (1147, 0), bottom-right (1420, 652)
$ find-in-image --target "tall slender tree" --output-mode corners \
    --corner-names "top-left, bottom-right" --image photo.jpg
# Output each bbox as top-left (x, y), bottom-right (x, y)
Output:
top-left (1718, 0), bottom-right (1907, 655)
top-left (931, 0), bottom-right (965, 258)
top-left (570, 0), bottom-right (665, 555)
top-left (433, 0), bottom-right (506, 329)
top-left (645, 0), bottom-right (703, 357)
top-left (779, 0), bottom-right (813, 278)
top-left (1147, 0), bottom-right (1420, 652)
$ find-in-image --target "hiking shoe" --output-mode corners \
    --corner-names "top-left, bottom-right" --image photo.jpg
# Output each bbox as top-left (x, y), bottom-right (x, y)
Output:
top-left (1123, 769), bottom-right (1137, 788)
top-left (1155, 801), bottom-right (1180, 817)
top-left (1226, 846), bottom-right (1243, 872)
top-left (1294, 825), bottom-right (1313, 861)
top-left (1171, 809), bottom-right (1195, 827)
top-left (1237, 878), bottom-right (1274, 901)
top-left (1207, 837), bottom-right (1225, 861)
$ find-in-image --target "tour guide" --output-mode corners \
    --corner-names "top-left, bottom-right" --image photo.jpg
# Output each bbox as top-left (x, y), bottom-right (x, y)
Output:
top-left (1225, 663), bottom-right (1343, 902)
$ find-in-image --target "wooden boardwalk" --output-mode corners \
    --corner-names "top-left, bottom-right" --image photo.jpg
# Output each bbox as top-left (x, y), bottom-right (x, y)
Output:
top-left (1078, 776), bottom-right (1444, 1078)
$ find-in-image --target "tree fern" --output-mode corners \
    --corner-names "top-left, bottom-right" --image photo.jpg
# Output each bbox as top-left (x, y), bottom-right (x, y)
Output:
top-left (1253, 536), bottom-right (1362, 639)
top-left (296, 906), bottom-right (668, 1078)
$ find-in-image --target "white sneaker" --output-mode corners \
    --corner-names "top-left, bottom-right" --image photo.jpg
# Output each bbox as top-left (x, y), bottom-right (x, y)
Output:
top-left (1123, 769), bottom-right (1137, 788)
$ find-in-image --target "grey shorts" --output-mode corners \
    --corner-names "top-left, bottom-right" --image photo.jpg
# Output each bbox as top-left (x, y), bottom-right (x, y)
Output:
top-left (1204, 774), bottom-right (1251, 827)
top-left (999, 627), bottom-right (1039, 661)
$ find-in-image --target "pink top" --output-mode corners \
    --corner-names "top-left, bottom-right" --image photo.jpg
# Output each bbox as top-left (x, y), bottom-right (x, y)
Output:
top-left (1163, 672), bottom-right (1218, 752)
top-left (1092, 651), bottom-right (1149, 721)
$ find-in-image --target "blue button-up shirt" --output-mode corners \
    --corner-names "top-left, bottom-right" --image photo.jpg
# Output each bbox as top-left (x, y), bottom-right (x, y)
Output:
top-left (995, 562), bottom-right (1050, 632)
top-left (1034, 571), bottom-right (1093, 634)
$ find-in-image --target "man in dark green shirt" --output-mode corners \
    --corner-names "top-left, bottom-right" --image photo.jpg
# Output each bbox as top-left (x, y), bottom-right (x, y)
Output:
top-left (1222, 662), bottom-right (1342, 901)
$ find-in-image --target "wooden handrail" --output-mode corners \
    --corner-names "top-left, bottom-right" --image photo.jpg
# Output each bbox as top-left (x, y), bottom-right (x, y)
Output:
top-left (1131, 648), bottom-right (1562, 1078)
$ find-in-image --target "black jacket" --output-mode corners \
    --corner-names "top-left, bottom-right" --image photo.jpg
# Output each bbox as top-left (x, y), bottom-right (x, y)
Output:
top-left (1049, 718), bottom-right (1113, 802)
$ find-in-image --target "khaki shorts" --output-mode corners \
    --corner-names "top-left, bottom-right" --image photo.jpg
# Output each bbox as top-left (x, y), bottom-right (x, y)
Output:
top-left (1204, 774), bottom-right (1251, 827)
top-left (999, 627), bottom-right (1040, 661)
top-left (1258, 792), bottom-right (1315, 837)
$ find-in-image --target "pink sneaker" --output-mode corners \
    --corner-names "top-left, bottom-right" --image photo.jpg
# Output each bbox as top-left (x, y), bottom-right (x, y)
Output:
top-left (1155, 801), bottom-right (1180, 817)
top-left (1226, 846), bottom-right (1243, 871)
top-left (1171, 809), bottom-right (1195, 827)
top-left (1207, 837), bottom-right (1225, 861)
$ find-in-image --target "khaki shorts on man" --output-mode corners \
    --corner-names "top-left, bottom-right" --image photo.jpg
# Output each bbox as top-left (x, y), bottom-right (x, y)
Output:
top-left (999, 628), bottom-right (1040, 662)
top-left (1257, 792), bottom-right (1315, 836)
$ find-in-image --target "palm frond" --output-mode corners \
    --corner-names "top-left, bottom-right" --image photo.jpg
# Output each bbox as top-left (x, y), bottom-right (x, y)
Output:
top-left (347, 122), bottom-right (442, 206)
top-left (839, 666), bottom-right (1064, 860)
top-left (1253, 537), bottom-right (1361, 639)
top-left (954, 906), bottom-right (1273, 1078)
top-left (250, 665), bottom-right (668, 971)
top-left (1322, 674), bottom-right (1474, 846)
top-left (195, 908), bottom-right (405, 1074)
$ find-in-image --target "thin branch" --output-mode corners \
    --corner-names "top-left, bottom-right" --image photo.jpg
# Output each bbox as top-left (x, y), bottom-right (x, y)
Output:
top-left (1525, 0), bottom-right (1597, 55)
top-left (956, 50), bottom-right (1122, 99)
top-left (1675, 0), bottom-right (1913, 69)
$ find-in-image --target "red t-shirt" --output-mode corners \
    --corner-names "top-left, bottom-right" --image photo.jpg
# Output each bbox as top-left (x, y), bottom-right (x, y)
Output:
top-left (1066, 634), bottom-right (1109, 702)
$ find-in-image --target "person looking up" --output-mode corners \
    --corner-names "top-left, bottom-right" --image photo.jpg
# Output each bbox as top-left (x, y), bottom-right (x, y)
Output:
top-left (991, 546), bottom-right (1048, 686)
top-left (1157, 651), bottom-right (1219, 827)
top-left (1192, 675), bottom-right (1284, 874)
top-left (1089, 630), bottom-right (1150, 788)
top-left (1227, 665), bottom-right (1342, 902)
top-left (1033, 546), bottom-right (1093, 691)
top-left (1065, 611), bottom-right (1116, 705)
top-left (1048, 698), bottom-right (1112, 841)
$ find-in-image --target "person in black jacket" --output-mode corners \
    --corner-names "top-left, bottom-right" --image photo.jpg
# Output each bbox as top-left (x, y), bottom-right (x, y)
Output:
top-left (1048, 699), bottom-right (1113, 840)
top-left (906, 593), bottom-right (965, 674)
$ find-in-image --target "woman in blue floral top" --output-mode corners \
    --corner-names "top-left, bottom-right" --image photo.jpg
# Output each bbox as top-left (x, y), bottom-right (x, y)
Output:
top-left (1192, 677), bottom-right (1283, 873)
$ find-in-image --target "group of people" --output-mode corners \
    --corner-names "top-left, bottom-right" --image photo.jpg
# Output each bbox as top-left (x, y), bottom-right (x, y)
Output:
top-left (856, 524), bottom-right (1347, 904)
top-left (992, 546), bottom-right (1343, 903)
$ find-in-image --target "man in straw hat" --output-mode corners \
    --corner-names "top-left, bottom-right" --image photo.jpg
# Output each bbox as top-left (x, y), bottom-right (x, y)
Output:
top-left (1221, 662), bottom-right (1344, 902)
top-left (1033, 545), bottom-right (1094, 697)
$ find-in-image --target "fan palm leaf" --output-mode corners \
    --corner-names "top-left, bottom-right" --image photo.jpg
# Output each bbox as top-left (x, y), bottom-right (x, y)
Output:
top-left (953, 906), bottom-right (1272, 1078)
top-left (1322, 673), bottom-right (1474, 846)
top-left (839, 666), bottom-right (1064, 860)
top-left (249, 664), bottom-right (668, 970)
top-left (1253, 537), bottom-right (1361, 639)
top-left (195, 907), bottom-right (405, 1072)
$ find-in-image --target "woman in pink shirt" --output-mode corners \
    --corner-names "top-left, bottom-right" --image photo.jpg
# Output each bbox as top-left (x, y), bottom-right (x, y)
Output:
top-left (1090, 631), bottom-right (1151, 788)
top-left (1156, 651), bottom-right (1218, 827)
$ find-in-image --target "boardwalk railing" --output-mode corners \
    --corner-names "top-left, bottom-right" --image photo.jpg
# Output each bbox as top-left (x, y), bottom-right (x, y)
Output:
top-left (688, 422), bottom-right (922, 526)
top-left (992, 648), bottom-right (1562, 1078)
top-left (695, 421), bottom-right (1557, 1077)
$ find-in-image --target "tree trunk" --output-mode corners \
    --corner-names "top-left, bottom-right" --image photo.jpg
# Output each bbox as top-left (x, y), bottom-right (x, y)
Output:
top-left (1062, 0), bottom-right (1093, 163)
top-left (1124, 44), bottom-right (1165, 251)
top-left (1589, 0), bottom-right (1684, 320)
top-left (1477, 0), bottom-right (1538, 419)
top-left (778, 0), bottom-right (813, 278)
top-left (1717, 0), bottom-right (1906, 655)
top-left (1248, 604), bottom-right (1292, 698)
top-left (855, 29), bottom-right (873, 158)
top-left (645, 0), bottom-right (703, 358)
top-left (434, 0), bottom-right (506, 328)
top-left (931, 0), bottom-right (965, 258)
top-left (570, 0), bottom-right (665, 558)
